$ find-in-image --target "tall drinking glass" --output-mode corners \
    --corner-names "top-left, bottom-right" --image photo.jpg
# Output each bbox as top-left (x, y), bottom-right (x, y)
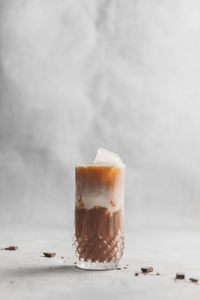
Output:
top-left (73, 164), bottom-right (125, 270)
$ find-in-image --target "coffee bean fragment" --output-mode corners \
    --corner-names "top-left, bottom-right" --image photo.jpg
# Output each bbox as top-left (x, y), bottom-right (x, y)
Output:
top-left (43, 252), bottom-right (56, 258)
top-left (189, 278), bottom-right (198, 283)
top-left (135, 272), bottom-right (139, 276)
top-left (1, 246), bottom-right (18, 251)
top-left (176, 273), bottom-right (185, 280)
top-left (141, 267), bottom-right (153, 274)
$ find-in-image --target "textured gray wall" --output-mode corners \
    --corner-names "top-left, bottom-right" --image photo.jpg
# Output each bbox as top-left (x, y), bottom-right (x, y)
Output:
top-left (1, 0), bottom-right (200, 230)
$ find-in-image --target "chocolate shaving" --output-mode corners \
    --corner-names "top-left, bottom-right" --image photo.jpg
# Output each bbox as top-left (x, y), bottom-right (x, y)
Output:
top-left (110, 201), bottom-right (116, 207)
top-left (176, 273), bottom-right (185, 280)
top-left (78, 195), bottom-right (85, 208)
top-left (189, 278), bottom-right (198, 283)
top-left (43, 252), bottom-right (56, 258)
top-left (1, 246), bottom-right (18, 251)
top-left (141, 267), bottom-right (153, 274)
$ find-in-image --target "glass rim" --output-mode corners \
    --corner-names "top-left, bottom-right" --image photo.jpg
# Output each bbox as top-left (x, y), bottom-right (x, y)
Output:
top-left (75, 163), bottom-right (126, 168)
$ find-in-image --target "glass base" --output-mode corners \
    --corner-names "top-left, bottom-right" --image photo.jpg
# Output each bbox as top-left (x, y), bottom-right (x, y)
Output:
top-left (76, 260), bottom-right (118, 270)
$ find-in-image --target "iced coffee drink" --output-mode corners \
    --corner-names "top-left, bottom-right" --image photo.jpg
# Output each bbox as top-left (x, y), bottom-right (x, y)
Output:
top-left (74, 148), bottom-right (125, 270)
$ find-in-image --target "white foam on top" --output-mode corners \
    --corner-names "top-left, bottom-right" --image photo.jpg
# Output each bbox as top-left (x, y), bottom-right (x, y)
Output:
top-left (93, 148), bottom-right (124, 167)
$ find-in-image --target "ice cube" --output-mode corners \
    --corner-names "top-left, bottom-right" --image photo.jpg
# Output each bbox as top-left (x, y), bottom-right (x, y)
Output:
top-left (93, 148), bottom-right (123, 166)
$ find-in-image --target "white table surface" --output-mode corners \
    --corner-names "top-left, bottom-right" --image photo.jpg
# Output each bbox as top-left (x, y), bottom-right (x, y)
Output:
top-left (1, 227), bottom-right (200, 300)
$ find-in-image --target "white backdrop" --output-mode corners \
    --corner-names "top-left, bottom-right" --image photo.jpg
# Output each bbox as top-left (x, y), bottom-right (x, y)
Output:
top-left (1, 0), bottom-right (200, 230)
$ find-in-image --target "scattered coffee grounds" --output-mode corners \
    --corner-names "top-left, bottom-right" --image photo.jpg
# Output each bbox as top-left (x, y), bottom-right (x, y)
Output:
top-left (43, 252), bottom-right (56, 258)
top-left (141, 267), bottom-right (153, 274)
top-left (1, 246), bottom-right (18, 251)
top-left (176, 273), bottom-right (185, 280)
top-left (189, 278), bottom-right (198, 283)
top-left (135, 272), bottom-right (139, 276)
